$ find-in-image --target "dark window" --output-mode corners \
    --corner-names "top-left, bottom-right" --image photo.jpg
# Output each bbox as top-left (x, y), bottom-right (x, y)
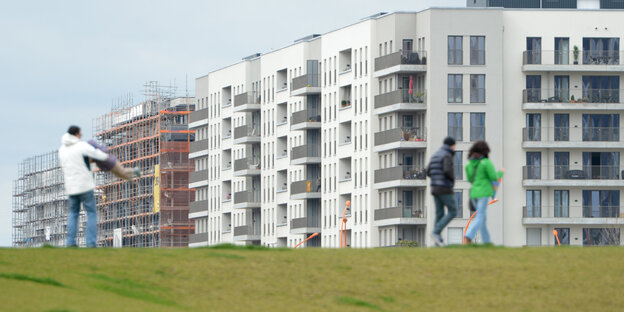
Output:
top-left (448, 74), bottom-right (462, 103)
top-left (470, 36), bottom-right (485, 65)
top-left (554, 190), bottom-right (569, 217)
top-left (554, 228), bottom-right (570, 245)
top-left (455, 151), bottom-right (463, 180)
top-left (448, 36), bottom-right (462, 65)
top-left (448, 113), bottom-right (462, 141)
top-left (470, 113), bottom-right (485, 141)
top-left (526, 190), bottom-right (541, 217)
top-left (470, 74), bottom-right (485, 103)
top-left (455, 190), bottom-right (463, 219)
top-left (526, 37), bottom-right (542, 64)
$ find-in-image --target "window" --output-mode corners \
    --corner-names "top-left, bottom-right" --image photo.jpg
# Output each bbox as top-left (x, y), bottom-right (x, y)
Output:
top-left (469, 112), bottom-right (485, 141)
top-left (583, 228), bottom-right (620, 246)
top-left (583, 190), bottom-right (620, 217)
top-left (526, 152), bottom-right (541, 180)
top-left (554, 152), bottom-right (569, 179)
top-left (526, 228), bottom-right (542, 246)
top-left (582, 76), bottom-right (620, 103)
top-left (454, 191), bottom-right (463, 218)
top-left (582, 114), bottom-right (620, 141)
top-left (525, 113), bottom-right (541, 141)
top-left (554, 228), bottom-right (570, 245)
top-left (554, 75), bottom-right (569, 102)
top-left (582, 38), bottom-right (620, 65)
top-left (525, 75), bottom-right (542, 102)
top-left (470, 74), bottom-right (485, 103)
top-left (455, 151), bottom-right (463, 180)
top-left (448, 113), bottom-right (462, 141)
top-left (525, 190), bottom-right (541, 217)
top-left (554, 113), bottom-right (569, 141)
top-left (554, 38), bottom-right (569, 65)
top-left (448, 36), bottom-right (462, 65)
top-left (526, 37), bottom-right (542, 64)
top-left (554, 190), bottom-right (569, 217)
top-left (470, 36), bottom-right (485, 65)
top-left (448, 74), bottom-right (462, 103)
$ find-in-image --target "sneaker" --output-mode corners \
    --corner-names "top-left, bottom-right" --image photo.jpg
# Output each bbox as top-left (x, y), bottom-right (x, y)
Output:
top-left (431, 233), bottom-right (444, 247)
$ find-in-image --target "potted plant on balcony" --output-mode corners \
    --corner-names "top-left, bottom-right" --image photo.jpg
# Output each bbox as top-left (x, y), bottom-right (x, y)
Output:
top-left (573, 45), bottom-right (580, 64)
top-left (415, 92), bottom-right (425, 103)
top-left (341, 100), bottom-right (347, 107)
top-left (570, 95), bottom-right (575, 103)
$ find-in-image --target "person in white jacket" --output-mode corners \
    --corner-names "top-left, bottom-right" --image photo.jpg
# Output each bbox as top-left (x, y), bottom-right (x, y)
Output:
top-left (59, 126), bottom-right (108, 247)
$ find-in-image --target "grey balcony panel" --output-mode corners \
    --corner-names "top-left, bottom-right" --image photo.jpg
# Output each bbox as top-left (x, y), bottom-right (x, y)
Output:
top-left (234, 92), bottom-right (260, 107)
top-left (374, 166), bottom-right (426, 184)
top-left (190, 170), bottom-right (208, 184)
top-left (291, 145), bottom-right (320, 160)
top-left (189, 108), bottom-right (208, 124)
top-left (291, 216), bottom-right (320, 229)
top-left (189, 200), bottom-right (208, 214)
top-left (234, 225), bottom-right (260, 237)
top-left (291, 110), bottom-right (321, 125)
top-left (374, 127), bottom-right (426, 146)
top-left (234, 125), bottom-right (260, 140)
top-left (374, 89), bottom-right (426, 109)
top-left (290, 180), bottom-right (321, 195)
top-left (234, 191), bottom-right (261, 204)
top-left (189, 233), bottom-right (208, 244)
top-left (292, 74), bottom-right (320, 90)
top-left (522, 50), bottom-right (623, 66)
top-left (234, 158), bottom-right (260, 172)
top-left (374, 51), bottom-right (427, 72)
top-left (374, 206), bottom-right (426, 220)
top-left (190, 139), bottom-right (208, 154)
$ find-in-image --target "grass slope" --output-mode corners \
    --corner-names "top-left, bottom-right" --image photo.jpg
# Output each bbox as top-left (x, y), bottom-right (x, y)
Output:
top-left (0, 245), bottom-right (623, 311)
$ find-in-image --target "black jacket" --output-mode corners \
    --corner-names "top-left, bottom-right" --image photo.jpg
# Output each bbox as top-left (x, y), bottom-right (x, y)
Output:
top-left (427, 145), bottom-right (455, 194)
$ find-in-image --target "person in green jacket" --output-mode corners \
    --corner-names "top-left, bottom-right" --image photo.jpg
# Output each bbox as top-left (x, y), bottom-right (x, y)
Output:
top-left (464, 141), bottom-right (503, 244)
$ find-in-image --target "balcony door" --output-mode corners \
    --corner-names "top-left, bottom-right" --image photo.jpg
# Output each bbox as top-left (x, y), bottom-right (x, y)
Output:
top-left (526, 113), bottom-right (541, 141)
top-left (554, 76), bottom-right (569, 102)
top-left (554, 152), bottom-right (569, 179)
top-left (526, 190), bottom-right (541, 217)
top-left (402, 191), bottom-right (413, 217)
top-left (526, 152), bottom-right (541, 179)
top-left (582, 152), bottom-right (619, 179)
top-left (526, 37), bottom-right (542, 64)
top-left (555, 38), bottom-right (569, 65)
top-left (554, 114), bottom-right (569, 141)
top-left (554, 190), bottom-right (569, 217)
top-left (526, 75), bottom-right (542, 102)
top-left (583, 190), bottom-right (620, 217)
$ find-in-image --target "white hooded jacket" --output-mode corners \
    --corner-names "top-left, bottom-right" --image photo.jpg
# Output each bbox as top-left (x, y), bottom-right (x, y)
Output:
top-left (59, 133), bottom-right (109, 195)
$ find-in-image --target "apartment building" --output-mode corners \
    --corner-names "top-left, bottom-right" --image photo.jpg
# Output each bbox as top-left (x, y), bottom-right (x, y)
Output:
top-left (189, 3), bottom-right (624, 247)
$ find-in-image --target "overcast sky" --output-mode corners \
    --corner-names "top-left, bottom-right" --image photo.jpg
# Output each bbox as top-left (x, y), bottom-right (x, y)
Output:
top-left (0, 0), bottom-right (465, 247)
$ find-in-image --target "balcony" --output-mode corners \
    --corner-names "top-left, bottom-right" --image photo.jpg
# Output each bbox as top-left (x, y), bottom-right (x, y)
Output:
top-left (522, 205), bottom-right (624, 225)
top-left (373, 206), bottom-right (426, 227)
top-left (233, 190), bottom-right (261, 209)
top-left (233, 125), bottom-right (260, 145)
top-left (233, 158), bottom-right (261, 177)
top-left (189, 169), bottom-right (208, 188)
top-left (522, 88), bottom-right (624, 110)
top-left (290, 180), bottom-right (321, 200)
top-left (374, 89), bottom-right (426, 115)
top-left (233, 92), bottom-right (261, 112)
top-left (189, 139), bottom-right (209, 159)
top-left (373, 165), bottom-right (427, 189)
top-left (522, 127), bottom-right (623, 149)
top-left (374, 127), bottom-right (426, 152)
top-left (291, 110), bottom-right (321, 130)
top-left (189, 108), bottom-right (208, 128)
top-left (522, 50), bottom-right (624, 72)
top-left (522, 165), bottom-right (624, 187)
top-left (189, 200), bottom-right (208, 217)
top-left (291, 74), bottom-right (320, 96)
top-left (189, 232), bottom-right (208, 246)
top-left (290, 216), bottom-right (321, 234)
top-left (290, 145), bottom-right (321, 165)
top-left (233, 225), bottom-right (261, 241)
top-left (374, 51), bottom-right (427, 78)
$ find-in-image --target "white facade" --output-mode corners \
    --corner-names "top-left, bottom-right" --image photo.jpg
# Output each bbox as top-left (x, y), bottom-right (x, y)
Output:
top-left (189, 8), bottom-right (624, 248)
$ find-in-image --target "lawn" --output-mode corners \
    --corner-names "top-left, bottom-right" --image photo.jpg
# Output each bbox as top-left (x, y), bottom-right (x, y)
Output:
top-left (0, 245), bottom-right (622, 311)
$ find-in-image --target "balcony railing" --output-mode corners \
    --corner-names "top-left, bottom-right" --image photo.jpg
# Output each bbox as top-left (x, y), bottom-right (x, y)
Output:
top-left (291, 216), bottom-right (320, 229)
top-left (233, 190), bottom-right (260, 204)
top-left (523, 206), bottom-right (542, 218)
top-left (374, 165), bottom-right (427, 183)
top-left (189, 233), bottom-right (208, 244)
top-left (374, 205), bottom-right (425, 220)
top-left (375, 50), bottom-right (427, 71)
top-left (233, 91), bottom-right (261, 107)
top-left (189, 169), bottom-right (208, 184)
top-left (189, 200), bottom-right (208, 214)
top-left (292, 74), bottom-right (320, 90)
top-left (375, 89), bottom-right (426, 109)
top-left (523, 165), bottom-right (621, 180)
top-left (522, 50), bottom-right (623, 65)
top-left (234, 158), bottom-right (261, 171)
top-left (190, 139), bottom-right (208, 154)
top-left (374, 127), bottom-right (426, 146)
top-left (234, 125), bottom-right (260, 140)
top-left (522, 205), bottom-right (622, 218)
top-left (189, 108), bottom-right (208, 124)
top-left (233, 225), bottom-right (260, 237)
top-left (291, 110), bottom-right (321, 125)
top-left (291, 145), bottom-right (320, 160)
top-left (290, 180), bottom-right (321, 195)
top-left (583, 206), bottom-right (621, 218)
top-left (522, 127), bottom-right (621, 142)
top-left (523, 88), bottom-right (622, 104)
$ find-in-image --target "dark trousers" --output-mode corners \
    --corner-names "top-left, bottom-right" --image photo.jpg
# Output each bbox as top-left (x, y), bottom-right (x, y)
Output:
top-left (433, 193), bottom-right (457, 235)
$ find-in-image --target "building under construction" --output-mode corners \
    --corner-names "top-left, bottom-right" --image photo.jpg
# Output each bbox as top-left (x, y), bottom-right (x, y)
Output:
top-left (12, 151), bottom-right (87, 247)
top-left (92, 82), bottom-right (195, 247)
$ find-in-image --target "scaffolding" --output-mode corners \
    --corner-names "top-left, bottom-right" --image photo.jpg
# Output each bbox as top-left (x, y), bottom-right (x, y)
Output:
top-left (12, 151), bottom-right (87, 247)
top-left (92, 82), bottom-right (195, 247)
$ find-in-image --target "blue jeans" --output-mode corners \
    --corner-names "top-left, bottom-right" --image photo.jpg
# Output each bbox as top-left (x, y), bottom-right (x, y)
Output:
top-left (465, 197), bottom-right (490, 243)
top-left (433, 194), bottom-right (457, 235)
top-left (67, 190), bottom-right (97, 247)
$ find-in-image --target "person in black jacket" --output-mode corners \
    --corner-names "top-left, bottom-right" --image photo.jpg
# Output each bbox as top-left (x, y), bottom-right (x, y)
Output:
top-left (427, 137), bottom-right (457, 246)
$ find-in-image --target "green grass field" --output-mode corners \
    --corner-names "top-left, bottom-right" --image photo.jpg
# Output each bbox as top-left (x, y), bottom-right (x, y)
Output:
top-left (0, 245), bottom-right (623, 311)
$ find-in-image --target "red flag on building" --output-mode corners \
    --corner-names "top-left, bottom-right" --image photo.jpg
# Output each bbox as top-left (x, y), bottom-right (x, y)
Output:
top-left (408, 75), bottom-right (414, 95)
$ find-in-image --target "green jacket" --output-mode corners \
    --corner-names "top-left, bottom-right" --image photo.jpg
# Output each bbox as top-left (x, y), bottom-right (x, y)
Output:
top-left (465, 158), bottom-right (503, 199)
